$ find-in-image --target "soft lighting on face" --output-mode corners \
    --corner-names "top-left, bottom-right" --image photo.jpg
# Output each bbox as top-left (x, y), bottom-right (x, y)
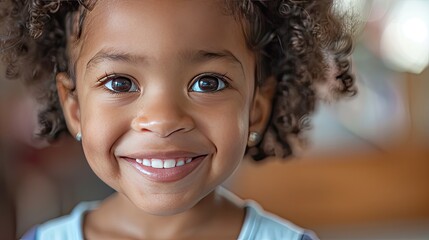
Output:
top-left (380, 0), bottom-right (429, 74)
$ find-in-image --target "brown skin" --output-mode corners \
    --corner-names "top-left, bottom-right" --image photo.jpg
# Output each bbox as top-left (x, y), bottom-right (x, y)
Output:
top-left (57, 0), bottom-right (275, 239)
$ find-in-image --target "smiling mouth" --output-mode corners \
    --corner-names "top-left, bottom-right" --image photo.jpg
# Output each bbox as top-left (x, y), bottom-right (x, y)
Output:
top-left (125, 154), bottom-right (207, 182)
top-left (133, 156), bottom-right (203, 169)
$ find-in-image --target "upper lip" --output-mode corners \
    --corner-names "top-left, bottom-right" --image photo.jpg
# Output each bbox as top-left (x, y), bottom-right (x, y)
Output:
top-left (120, 151), bottom-right (206, 160)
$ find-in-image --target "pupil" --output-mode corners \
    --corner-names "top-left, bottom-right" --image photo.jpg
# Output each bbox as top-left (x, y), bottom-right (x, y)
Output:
top-left (198, 77), bottom-right (218, 91)
top-left (112, 78), bottom-right (131, 92)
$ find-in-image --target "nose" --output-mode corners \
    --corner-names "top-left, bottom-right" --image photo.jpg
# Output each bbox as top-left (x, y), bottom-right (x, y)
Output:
top-left (131, 93), bottom-right (195, 138)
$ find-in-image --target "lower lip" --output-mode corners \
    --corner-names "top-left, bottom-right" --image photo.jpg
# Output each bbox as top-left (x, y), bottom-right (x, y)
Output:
top-left (125, 156), bottom-right (206, 183)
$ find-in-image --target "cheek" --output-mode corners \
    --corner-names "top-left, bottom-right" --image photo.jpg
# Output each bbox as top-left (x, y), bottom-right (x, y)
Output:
top-left (79, 99), bottom-right (130, 188)
top-left (220, 109), bottom-right (248, 151)
top-left (196, 100), bottom-right (250, 172)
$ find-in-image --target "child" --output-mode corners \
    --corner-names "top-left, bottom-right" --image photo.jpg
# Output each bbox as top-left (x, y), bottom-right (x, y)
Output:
top-left (1, 0), bottom-right (355, 239)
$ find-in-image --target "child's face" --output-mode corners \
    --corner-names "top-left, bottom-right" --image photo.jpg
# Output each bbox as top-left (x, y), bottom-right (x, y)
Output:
top-left (58, 0), bottom-right (270, 215)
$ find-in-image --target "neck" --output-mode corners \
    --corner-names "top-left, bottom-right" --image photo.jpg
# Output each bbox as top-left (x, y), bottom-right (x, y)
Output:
top-left (85, 188), bottom-right (244, 239)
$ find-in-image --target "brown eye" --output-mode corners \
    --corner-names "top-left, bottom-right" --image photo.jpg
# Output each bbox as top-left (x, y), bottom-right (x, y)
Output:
top-left (190, 74), bottom-right (227, 92)
top-left (103, 76), bottom-right (139, 93)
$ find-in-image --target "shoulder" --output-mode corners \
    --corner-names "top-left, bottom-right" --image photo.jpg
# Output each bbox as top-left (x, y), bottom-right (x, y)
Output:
top-left (238, 200), bottom-right (318, 240)
top-left (21, 201), bottom-right (100, 240)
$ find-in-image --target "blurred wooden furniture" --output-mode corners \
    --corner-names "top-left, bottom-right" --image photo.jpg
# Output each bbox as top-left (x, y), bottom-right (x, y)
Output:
top-left (227, 143), bottom-right (429, 229)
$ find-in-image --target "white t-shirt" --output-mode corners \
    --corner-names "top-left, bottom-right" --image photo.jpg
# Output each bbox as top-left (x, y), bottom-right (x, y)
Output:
top-left (23, 197), bottom-right (317, 240)
top-left (238, 200), bottom-right (317, 240)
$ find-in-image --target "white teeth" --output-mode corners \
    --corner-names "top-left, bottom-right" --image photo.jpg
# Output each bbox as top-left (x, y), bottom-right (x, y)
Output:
top-left (142, 159), bottom-right (151, 166)
top-left (176, 159), bottom-right (185, 167)
top-left (134, 157), bottom-right (197, 168)
top-left (164, 159), bottom-right (176, 168)
top-left (152, 159), bottom-right (163, 168)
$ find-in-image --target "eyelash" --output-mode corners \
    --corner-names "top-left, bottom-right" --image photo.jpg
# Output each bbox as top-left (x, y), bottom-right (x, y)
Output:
top-left (97, 72), bottom-right (139, 95)
top-left (188, 72), bottom-right (230, 93)
top-left (97, 72), bottom-right (230, 94)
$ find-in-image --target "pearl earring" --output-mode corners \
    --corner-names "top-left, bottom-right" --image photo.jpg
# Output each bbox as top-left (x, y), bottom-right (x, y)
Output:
top-left (248, 132), bottom-right (261, 147)
top-left (75, 132), bottom-right (82, 142)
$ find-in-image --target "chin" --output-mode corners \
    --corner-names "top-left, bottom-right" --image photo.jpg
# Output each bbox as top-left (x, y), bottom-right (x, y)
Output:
top-left (127, 193), bottom-right (203, 216)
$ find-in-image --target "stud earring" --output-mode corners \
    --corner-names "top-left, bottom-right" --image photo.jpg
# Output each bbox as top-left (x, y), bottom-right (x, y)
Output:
top-left (75, 132), bottom-right (82, 142)
top-left (248, 132), bottom-right (261, 147)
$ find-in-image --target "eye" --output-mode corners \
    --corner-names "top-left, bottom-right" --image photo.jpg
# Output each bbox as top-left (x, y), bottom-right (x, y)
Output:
top-left (190, 74), bottom-right (228, 93)
top-left (102, 75), bottom-right (139, 93)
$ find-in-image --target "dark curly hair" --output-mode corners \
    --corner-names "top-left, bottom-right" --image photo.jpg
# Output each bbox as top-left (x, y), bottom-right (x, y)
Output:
top-left (0, 0), bottom-right (356, 161)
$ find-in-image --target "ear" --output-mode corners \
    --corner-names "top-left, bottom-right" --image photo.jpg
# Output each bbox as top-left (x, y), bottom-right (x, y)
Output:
top-left (249, 76), bottom-right (276, 137)
top-left (56, 72), bottom-right (81, 137)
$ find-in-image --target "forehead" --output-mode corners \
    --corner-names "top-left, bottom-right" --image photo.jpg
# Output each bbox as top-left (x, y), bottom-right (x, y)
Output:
top-left (74, 0), bottom-right (252, 73)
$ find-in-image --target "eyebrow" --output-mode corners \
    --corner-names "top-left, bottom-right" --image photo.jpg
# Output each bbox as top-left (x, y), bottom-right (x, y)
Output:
top-left (190, 49), bottom-right (243, 70)
top-left (85, 48), bottom-right (244, 72)
top-left (86, 48), bottom-right (144, 71)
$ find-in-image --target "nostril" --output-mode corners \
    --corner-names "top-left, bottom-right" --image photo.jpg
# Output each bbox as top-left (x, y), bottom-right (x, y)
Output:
top-left (131, 116), bottom-right (195, 137)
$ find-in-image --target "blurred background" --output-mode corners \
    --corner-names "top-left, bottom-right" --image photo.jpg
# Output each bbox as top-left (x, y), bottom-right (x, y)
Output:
top-left (1, 0), bottom-right (428, 239)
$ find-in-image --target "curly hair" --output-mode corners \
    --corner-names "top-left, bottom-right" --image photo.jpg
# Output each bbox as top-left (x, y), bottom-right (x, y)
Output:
top-left (0, 0), bottom-right (356, 161)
